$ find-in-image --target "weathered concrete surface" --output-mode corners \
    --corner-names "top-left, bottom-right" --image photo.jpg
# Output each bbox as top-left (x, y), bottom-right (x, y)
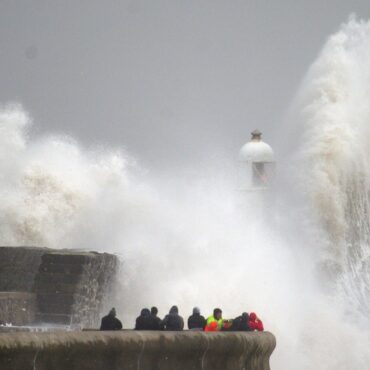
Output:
top-left (0, 331), bottom-right (276, 370)
top-left (34, 250), bottom-right (119, 327)
top-left (0, 246), bottom-right (119, 327)
top-left (0, 292), bottom-right (36, 326)
top-left (0, 247), bottom-right (45, 292)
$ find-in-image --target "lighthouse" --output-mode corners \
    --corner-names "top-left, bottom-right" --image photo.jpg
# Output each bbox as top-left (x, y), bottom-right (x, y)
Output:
top-left (238, 130), bottom-right (275, 191)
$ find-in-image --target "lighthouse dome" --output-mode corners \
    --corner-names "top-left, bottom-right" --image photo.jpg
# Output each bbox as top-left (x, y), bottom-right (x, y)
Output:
top-left (239, 130), bottom-right (274, 163)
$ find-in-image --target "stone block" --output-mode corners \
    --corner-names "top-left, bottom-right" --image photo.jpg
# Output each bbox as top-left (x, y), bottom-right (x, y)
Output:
top-left (0, 292), bottom-right (36, 326)
top-left (0, 247), bottom-right (45, 292)
top-left (35, 313), bottom-right (72, 325)
top-left (34, 250), bottom-right (119, 328)
top-left (39, 263), bottom-right (83, 275)
top-left (0, 246), bottom-right (119, 328)
top-left (34, 272), bottom-right (81, 285)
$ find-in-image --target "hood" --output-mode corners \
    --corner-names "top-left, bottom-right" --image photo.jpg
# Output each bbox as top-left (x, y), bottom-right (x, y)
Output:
top-left (249, 312), bottom-right (257, 321)
top-left (151, 306), bottom-right (158, 316)
top-left (169, 305), bottom-right (179, 314)
top-left (141, 308), bottom-right (151, 317)
top-left (193, 307), bottom-right (200, 315)
top-left (242, 312), bottom-right (249, 320)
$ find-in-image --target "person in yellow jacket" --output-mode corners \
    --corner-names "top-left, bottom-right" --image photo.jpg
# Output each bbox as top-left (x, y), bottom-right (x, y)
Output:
top-left (205, 308), bottom-right (223, 332)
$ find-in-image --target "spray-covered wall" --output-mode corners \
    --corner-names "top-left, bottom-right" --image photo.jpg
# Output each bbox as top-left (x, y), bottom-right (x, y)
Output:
top-left (0, 247), bottom-right (119, 327)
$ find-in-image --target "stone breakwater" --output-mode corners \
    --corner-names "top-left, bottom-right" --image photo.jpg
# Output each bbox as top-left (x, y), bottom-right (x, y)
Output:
top-left (0, 246), bottom-right (119, 327)
top-left (0, 330), bottom-right (276, 370)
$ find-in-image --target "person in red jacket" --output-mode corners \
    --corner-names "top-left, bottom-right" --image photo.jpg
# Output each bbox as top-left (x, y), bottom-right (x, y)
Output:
top-left (248, 312), bottom-right (264, 331)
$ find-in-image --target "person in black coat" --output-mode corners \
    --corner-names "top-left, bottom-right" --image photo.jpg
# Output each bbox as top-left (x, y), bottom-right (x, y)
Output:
top-left (160, 305), bottom-right (184, 331)
top-left (230, 312), bottom-right (251, 331)
top-left (187, 307), bottom-right (206, 330)
top-left (100, 308), bottom-right (123, 330)
top-left (151, 306), bottom-right (161, 329)
top-left (135, 308), bottom-right (160, 330)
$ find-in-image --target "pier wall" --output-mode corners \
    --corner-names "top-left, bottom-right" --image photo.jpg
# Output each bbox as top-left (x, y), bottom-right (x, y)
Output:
top-left (0, 331), bottom-right (275, 370)
top-left (0, 246), bottom-right (119, 327)
top-left (0, 292), bottom-right (36, 326)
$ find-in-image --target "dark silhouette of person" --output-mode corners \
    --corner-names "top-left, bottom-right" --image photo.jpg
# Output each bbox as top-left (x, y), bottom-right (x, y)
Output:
top-left (100, 308), bottom-right (122, 330)
top-left (135, 308), bottom-right (160, 330)
top-left (187, 307), bottom-right (206, 330)
top-left (230, 312), bottom-right (251, 331)
top-left (151, 306), bottom-right (161, 329)
top-left (161, 306), bottom-right (184, 331)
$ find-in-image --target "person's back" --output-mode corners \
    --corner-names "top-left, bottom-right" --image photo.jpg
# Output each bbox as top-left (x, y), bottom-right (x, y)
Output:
top-left (151, 306), bottom-right (161, 330)
top-left (135, 308), bottom-right (158, 330)
top-left (230, 313), bottom-right (251, 331)
top-left (188, 307), bottom-right (206, 330)
top-left (161, 305), bottom-right (184, 331)
top-left (100, 308), bottom-right (123, 331)
top-left (248, 312), bottom-right (264, 331)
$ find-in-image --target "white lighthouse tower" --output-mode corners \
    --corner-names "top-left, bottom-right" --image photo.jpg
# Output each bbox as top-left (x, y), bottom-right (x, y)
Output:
top-left (238, 130), bottom-right (275, 191)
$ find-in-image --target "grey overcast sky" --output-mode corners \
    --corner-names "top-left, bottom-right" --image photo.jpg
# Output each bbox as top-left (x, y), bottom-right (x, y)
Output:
top-left (1, 0), bottom-right (370, 170)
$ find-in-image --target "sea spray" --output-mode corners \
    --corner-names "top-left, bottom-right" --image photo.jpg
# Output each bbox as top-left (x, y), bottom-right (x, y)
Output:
top-left (282, 16), bottom-right (370, 369)
top-left (294, 17), bottom-right (370, 322)
top-left (0, 105), bottom-right (153, 249)
top-left (0, 104), bottom-right (305, 367)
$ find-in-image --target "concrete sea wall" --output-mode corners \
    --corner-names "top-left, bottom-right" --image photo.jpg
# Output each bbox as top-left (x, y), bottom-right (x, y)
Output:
top-left (34, 250), bottom-right (119, 326)
top-left (0, 331), bottom-right (276, 370)
top-left (0, 292), bottom-right (36, 326)
top-left (0, 246), bottom-right (119, 327)
top-left (0, 247), bottom-right (45, 292)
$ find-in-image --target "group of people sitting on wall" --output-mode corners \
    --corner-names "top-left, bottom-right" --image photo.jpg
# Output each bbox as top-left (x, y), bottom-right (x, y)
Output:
top-left (100, 306), bottom-right (264, 332)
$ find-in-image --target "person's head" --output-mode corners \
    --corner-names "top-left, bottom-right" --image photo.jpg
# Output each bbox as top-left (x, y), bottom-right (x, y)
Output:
top-left (151, 307), bottom-right (158, 316)
top-left (109, 308), bottom-right (116, 317)
top-left (249, 312), bottom-right (257, 321)
top-left (169, 305), bottom-right (178, 314)
top-left (242, 312), bottom-right (249, 321)
top-left (193, 307), bottom-right (200, 315)
top-left (141, 308), bottom-right (150, 317)
top-left (213, 308), bottom-right (222, 320)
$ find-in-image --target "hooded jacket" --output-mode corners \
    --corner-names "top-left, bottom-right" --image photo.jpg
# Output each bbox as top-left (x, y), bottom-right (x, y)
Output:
top-left (248, 312), bottom-right (264, 331)
top-left (188, 308), bottom-right (206, 330)
top-left (230, 313), bottom-right (251, 331)
top-left (151, 307), bottom-right (162, 328)
top-left (161, 306), bottom-right (184, 331)
top-left (100, 309), bottom-right (123, 331)
top-left (135, 308), bottom-right (160, 330)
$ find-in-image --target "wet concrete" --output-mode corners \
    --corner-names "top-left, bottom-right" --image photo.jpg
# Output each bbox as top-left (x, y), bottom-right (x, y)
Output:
top-left (0, 330), bottom-right (275, 370)
top-left (0, 246), bottom-right (119, 327)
